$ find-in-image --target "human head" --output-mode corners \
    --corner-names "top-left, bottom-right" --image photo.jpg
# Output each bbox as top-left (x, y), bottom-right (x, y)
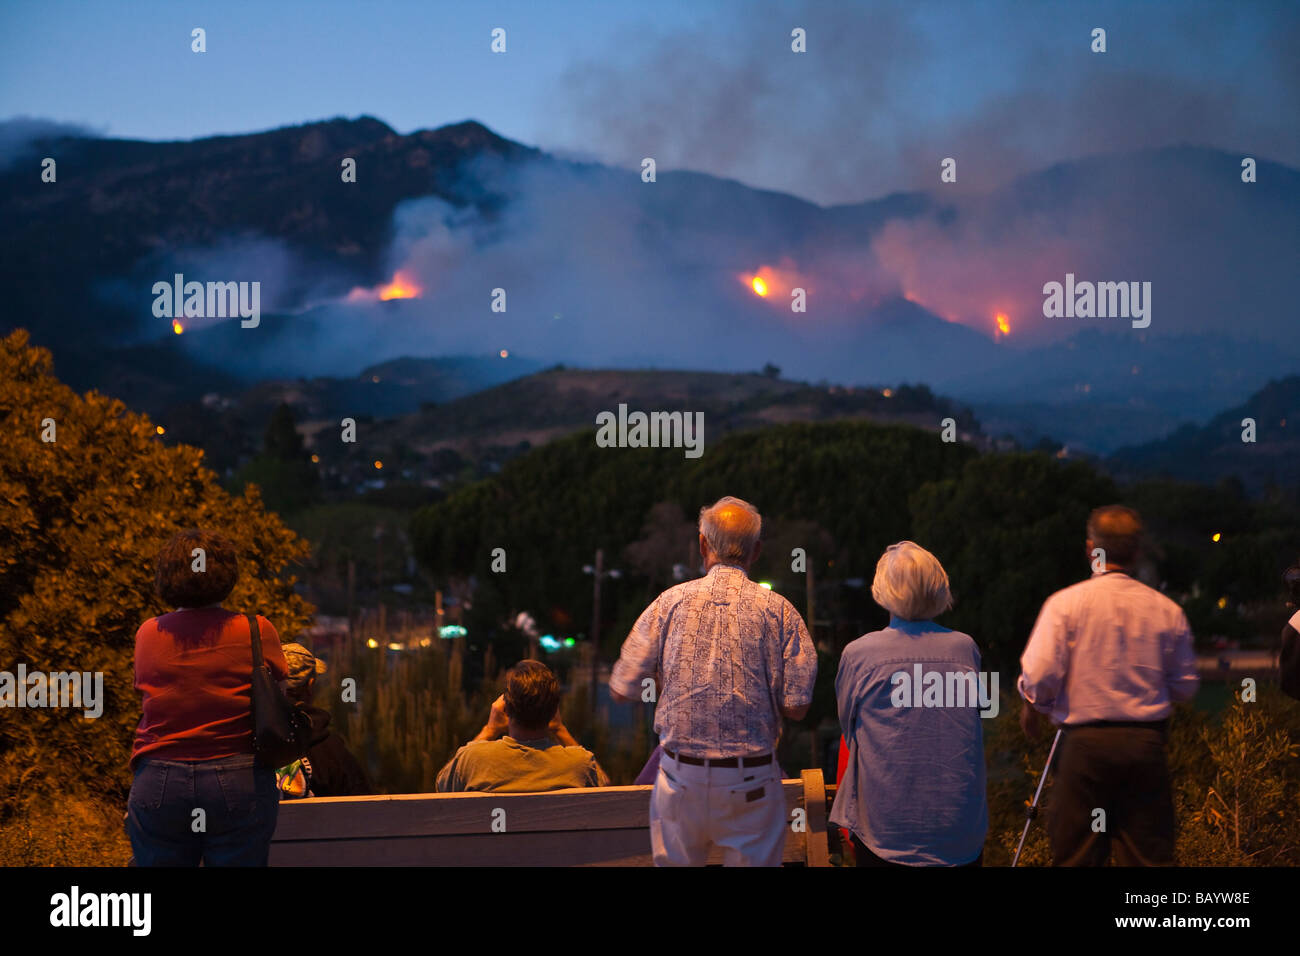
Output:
top-left (282, 643), bottom-right (326, 703)
top-left (155, 529), bottom-right (238, 608)
top-left (1283, 559), bottom-right (1300, 607)
top-left (503, 660), bottom-right (561, 734)
top-left (1086, 505), bottom-right (1143, 568)
top-left (698, 496), bottom-right (762, 570)
top-left (871, 541), bottom-right (953, 622)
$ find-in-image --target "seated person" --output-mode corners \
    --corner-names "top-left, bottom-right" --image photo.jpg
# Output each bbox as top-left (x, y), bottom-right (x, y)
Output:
top-left (278, 643), bottom-right (372, 798)
top-left (436, 660), bottom-right (610, 792)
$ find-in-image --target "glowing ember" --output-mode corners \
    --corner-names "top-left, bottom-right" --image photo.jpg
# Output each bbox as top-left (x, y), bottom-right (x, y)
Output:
top-left (499, 349), bottom-right (509, 358)
top-left (172, 319), bottom-right (184, 335)
top-left (995, 312), bottom-right (1011, 335)
top-left (751, 276), bottom-right (769, 297)
top-left (155, 426), bottom-right (165, 435)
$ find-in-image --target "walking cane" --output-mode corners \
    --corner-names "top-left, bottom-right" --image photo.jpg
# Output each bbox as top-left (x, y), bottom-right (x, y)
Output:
top-left (1012, 727), bottom-right (1062, 867)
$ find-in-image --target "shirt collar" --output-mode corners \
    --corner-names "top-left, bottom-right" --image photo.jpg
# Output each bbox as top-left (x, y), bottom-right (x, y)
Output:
top-left (708, 562), bottom-right (747, 575)
top-left (888, 615), bottom-right (932, 632)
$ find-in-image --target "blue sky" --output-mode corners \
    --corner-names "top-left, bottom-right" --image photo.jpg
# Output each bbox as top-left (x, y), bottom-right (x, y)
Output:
top-left (2, 0), bottom-right (1295, 203)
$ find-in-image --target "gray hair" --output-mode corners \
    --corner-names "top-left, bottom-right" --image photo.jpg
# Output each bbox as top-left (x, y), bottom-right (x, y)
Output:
top-left (698, 496), bottom-right (762, 564)
top-left (871, 541), bottom-right (953, 621)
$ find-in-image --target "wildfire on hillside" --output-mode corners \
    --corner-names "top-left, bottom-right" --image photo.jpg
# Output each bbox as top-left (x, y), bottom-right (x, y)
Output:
top-left (346, 270), bottom-right (423, 303)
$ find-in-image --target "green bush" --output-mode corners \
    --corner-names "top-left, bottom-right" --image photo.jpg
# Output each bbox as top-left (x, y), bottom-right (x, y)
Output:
top-left (0, 329), bottom-right (313, 830)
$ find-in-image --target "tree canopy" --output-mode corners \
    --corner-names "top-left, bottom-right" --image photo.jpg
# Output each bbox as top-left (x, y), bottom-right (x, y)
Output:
top-left (0, 330), bottom-right (313, 799)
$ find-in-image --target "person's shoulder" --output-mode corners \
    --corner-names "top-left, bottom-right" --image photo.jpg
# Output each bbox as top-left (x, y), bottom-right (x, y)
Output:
top-left (556, 744), bottom-right (599, 764)
top-left (757, 586), bottom-right (803, 620)
top-left (134, 616), bottom-right (161, 640)
top-left (932, 623), bottom-right (978, 651)
top-left (839, 629), bottom-right (892, 664)
top-left (1114, 577), bottom-right (1185, 618)
top-left (1032, 577), bottom-right (1096, 615)
top-left (650, 577), bottom-right (708, 610)
top-left (450, 739), bottom-right (500, 767)
top-left (1049, 577), bottom-right (1096, 602)
top-left (248, 613), bottom-right (280, 639)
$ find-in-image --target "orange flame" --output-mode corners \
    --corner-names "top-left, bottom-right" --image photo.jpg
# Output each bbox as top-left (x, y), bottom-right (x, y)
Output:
top-left (346, 270), bottom-right (423, 303)
top-left (741, 263), bottom-right (805, 301)
top-left (995, 312), bottom-right (1011, 336)
top-left (172, 319), bottom-right (184, 335)
top-left (378, 271), bottom-right (421, 300)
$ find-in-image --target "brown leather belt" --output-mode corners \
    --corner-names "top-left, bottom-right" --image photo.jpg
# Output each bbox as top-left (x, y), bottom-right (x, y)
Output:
top-left (663, 748), bottom-right (773, 768)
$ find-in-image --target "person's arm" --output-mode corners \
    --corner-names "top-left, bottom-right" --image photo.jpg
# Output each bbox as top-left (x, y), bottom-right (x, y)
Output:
top-left (1164, 610), bottom-right (1200, 703)
top-left (548, 711), bottom-right (581, 748)
top-left (259, 617), bottom-right (288, 680)
top-left (778, 603), bottom-right (817, 721)
top-left (435, 748), bottom-right (464, 793)
top-left (1018, 596), bottom-right (1070, 719)
top-left (833, 648), bottom-right (857, 742)
top-left (471, 695), bottom-right (510, 742)
top-left (609, 598), bottom-right (664, 703)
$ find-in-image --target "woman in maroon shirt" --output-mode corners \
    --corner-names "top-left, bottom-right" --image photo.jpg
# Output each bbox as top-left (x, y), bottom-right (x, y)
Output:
top-left (127, 529), bottom-right (289, 866)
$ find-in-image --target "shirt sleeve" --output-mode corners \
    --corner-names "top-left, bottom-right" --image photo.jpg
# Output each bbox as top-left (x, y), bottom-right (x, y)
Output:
top-left (258, 616), bottom-right (289, 681)
top-left (610, 597), bottom-right (664, 700)
top-left (435, 748), bottom-right (464, 793)
top-left (780, 602), bottom-right (818, 711)
top-left (132, 620), bottom-right (149, 692)
top-left (1018, 594), bottom-right (1070, 714)
top-left (1163, 609), bottom-right (1200, 703)
top-left (834, 649), bottom-right (859, 741)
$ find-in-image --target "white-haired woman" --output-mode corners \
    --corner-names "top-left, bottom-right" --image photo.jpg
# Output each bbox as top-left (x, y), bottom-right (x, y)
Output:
top-left (829, 541), bottom-right (988, 866)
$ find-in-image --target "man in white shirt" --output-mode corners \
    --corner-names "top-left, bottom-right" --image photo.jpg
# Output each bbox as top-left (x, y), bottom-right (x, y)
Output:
top-left (1019, 505), bottom-right (1199, 865)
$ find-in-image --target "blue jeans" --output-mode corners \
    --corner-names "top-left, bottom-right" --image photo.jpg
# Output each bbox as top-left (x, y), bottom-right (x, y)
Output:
top-left (127, 753), bottom-right (279, 866)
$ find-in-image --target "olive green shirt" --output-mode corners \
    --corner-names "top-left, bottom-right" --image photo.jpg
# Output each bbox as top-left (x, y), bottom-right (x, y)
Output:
top-left (435, 736), bottom-right (610, 792)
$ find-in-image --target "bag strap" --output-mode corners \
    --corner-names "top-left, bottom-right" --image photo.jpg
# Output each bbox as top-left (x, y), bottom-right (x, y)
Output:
top-left (247, 613), bottom-right (265, 668)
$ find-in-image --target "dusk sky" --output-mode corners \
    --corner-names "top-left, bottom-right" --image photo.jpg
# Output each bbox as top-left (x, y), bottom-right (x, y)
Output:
top-left (2, 0), bottom-right (1296, 204)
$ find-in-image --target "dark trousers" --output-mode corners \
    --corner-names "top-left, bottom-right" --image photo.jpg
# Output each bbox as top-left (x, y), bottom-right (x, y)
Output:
top-left (1047, 723), bottom-right (1175, 866)
top-left (127, 753), bottom-right (280, 866)
top-left (850, 834), bottom-right (983, 867)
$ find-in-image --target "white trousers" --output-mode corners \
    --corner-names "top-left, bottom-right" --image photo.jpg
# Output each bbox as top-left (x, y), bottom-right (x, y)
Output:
top-left (649, 754), bottom-right (787, 866)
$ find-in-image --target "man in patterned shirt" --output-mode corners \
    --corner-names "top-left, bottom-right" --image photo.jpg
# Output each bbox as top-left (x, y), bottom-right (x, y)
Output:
top-left (610, 496), bottom-right (818, 866)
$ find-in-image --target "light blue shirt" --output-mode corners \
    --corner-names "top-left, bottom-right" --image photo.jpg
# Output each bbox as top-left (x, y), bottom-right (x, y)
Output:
top-left (829, 618), bottom-right (988, 865)
top-left (1018, 571), bottom-right (1199, 725)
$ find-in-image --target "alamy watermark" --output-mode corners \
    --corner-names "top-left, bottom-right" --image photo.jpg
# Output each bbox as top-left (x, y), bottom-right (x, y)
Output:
top-left (1, 664), bottom-right (104, 718)
top-left (890, 665), bottom-right (999, 718)
top-left (152, 272), bottom-right (260, 328)
top-left (1042, 273), bottom-right (1150, 328)
top-left (595, 404), bottom-right (704, 459)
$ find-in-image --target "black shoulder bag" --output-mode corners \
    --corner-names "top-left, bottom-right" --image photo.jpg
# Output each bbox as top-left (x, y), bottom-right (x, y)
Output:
top-left (247, 613), bottom-right (313, 768)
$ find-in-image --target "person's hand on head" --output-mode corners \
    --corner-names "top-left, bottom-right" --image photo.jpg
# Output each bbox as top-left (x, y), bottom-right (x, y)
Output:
top-left (486, 695), bottom-right (510, 737)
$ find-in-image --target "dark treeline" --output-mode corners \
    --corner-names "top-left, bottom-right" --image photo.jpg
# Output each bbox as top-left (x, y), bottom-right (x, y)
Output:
top-left (411, 421), bottom-right (1300, 683)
